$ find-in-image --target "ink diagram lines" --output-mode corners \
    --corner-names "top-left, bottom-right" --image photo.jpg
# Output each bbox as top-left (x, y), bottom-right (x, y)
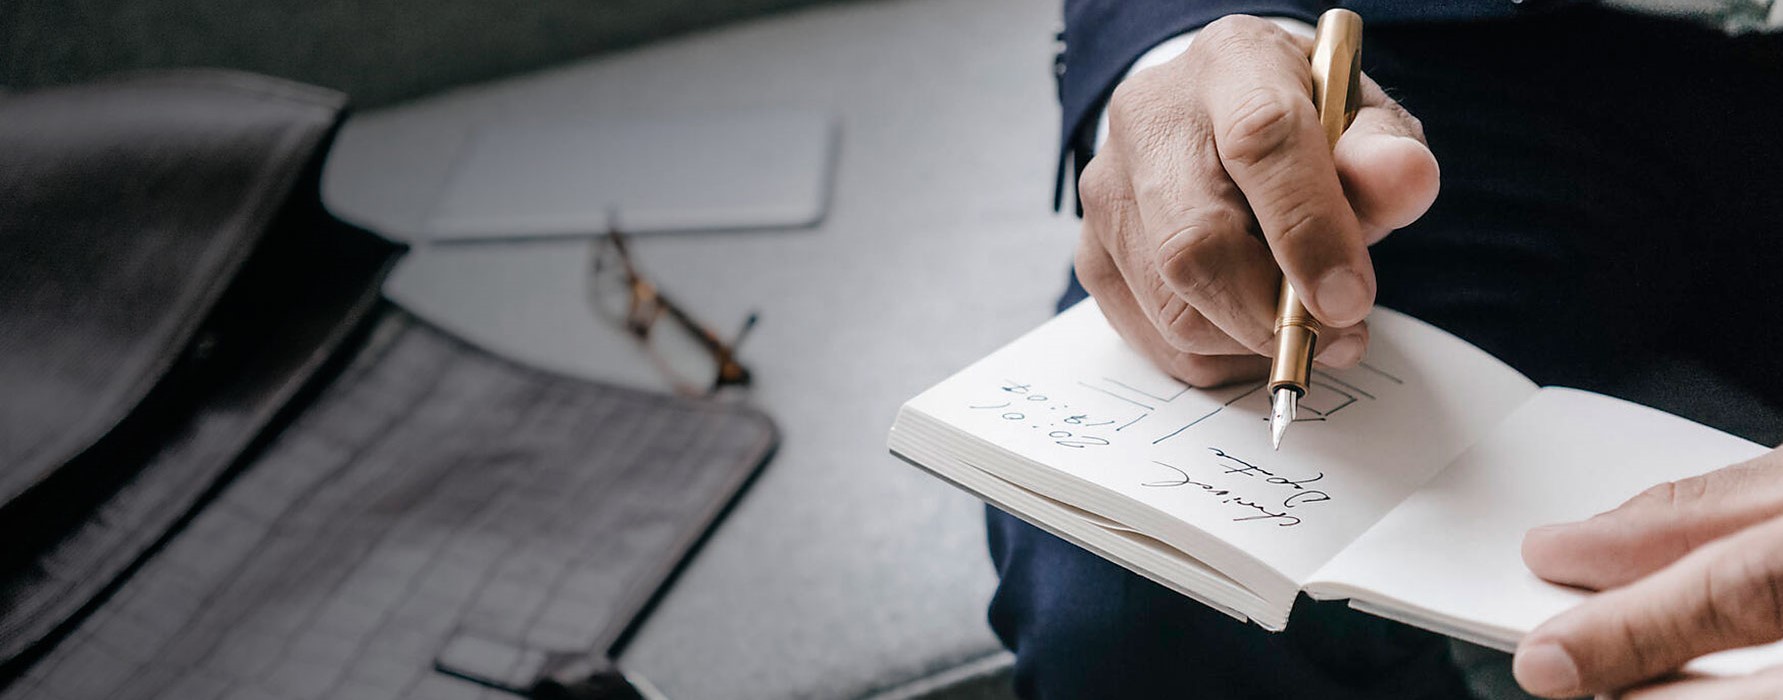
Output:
top-left (1144, 361), bottom-right (1404, 446)
top-left (964, 362), bottom-right (1405, 450)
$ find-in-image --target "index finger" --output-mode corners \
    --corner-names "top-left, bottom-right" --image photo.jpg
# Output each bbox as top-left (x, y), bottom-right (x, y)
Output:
top-left (1523, 455), bottom-right (1783, 591)
top-left (1195, 16), bottom-right (1373, 328)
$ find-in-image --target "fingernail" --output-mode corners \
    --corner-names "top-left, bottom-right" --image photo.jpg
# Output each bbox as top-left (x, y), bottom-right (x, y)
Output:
top-left (1315, 269), bottom-right (1370, 326)
top-left (1319, 335), bottom-right (1364, 366)
top-left (1514, 642), bottom-right (1580, 696)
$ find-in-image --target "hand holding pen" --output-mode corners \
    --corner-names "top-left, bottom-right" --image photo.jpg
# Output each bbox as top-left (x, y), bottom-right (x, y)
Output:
top-left (1270, 9), bottom-right (1364, 449)
top-left (1073, 11), bottom-right (1438, 427)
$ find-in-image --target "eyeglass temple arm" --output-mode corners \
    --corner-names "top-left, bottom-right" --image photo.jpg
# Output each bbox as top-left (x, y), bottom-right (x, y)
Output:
top-left (731, 313), bottom-right (759, 350)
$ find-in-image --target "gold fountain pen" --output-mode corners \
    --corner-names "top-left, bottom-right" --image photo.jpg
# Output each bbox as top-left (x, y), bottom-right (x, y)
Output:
top-left (1269, 8), bottom-right (1364, 450)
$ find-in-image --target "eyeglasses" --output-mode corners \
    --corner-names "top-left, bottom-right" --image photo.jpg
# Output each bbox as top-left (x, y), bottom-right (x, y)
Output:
top-left (588, 229), bottom-right (757, 397)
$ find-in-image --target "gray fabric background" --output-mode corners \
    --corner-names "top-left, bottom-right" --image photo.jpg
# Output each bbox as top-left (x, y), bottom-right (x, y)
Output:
top-left (0, 0), bottom-right (848, 107)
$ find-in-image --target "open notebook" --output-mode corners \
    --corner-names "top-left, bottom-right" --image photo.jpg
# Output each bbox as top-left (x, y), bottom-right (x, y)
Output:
top-left (889, 300), bottom-right (1783, 675)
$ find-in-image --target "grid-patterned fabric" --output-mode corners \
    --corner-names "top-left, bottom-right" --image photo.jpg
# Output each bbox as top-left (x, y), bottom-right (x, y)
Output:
top-left (6, 311), bottom-right (775, 700)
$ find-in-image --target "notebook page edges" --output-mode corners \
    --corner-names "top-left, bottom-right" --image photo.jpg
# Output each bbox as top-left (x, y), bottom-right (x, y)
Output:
top-left (1305, 387), bottom-right (1782, 674)
top-left (889, 421), bottom-right (1279, 627)
top-left (897, 299), bottom-right (1537, 609)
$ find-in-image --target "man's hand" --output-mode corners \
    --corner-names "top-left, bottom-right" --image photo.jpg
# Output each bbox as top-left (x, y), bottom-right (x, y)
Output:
top-left (1078, 15), bottom-right (1439, 386)
top-left (1514, 447), bottom-right (1783, 698)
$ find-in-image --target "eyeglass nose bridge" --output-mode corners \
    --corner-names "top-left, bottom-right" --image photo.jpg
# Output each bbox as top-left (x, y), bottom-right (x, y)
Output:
top-left (625, 280), bottom-right (665, 337)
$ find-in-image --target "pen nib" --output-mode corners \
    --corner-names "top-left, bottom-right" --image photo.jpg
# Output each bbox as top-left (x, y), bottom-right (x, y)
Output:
top-left (1270, 388), bottom-right (1297, 451)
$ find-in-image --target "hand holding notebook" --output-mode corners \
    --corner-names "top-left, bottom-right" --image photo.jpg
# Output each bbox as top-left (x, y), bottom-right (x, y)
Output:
top-left (1511, 446), bottom-right (1783, 696)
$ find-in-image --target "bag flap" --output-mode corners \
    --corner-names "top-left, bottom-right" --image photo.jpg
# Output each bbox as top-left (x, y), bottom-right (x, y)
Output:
top-left (0, 71), bottom-right (346, 508)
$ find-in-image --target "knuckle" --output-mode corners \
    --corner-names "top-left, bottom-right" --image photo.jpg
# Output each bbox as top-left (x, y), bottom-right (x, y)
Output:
top-left (1218, 87), bottom-right (1308, 167)
top-left (1668, 475), bottom-right (1712, 511)
top-left (1156, 294), bottom-right (1219, 350)
top-left (1077, 157), bottom-right (1128, 210)
top-left (1611, 608), bottom-right (1661, 676)
top-left (1269, 198), bottom-right (1334, 254)
top-left (1703, 546), bottom-right (1783, 643)
top-left (1106, 73), bottom-right (1179, 144)
top-left (1156, 216), bottom-right (1233, 299)
top-left (1105, 76), bottom-right (1148, 130)
top-left (1630, 480), bottom-right (1679, 510)
top-left (1197, 15), bottom-right (1271, 51)
top-left (1073, 241), bottom-right (1117, 289)
top-left (1626, 477), bottom-right (1711, 519)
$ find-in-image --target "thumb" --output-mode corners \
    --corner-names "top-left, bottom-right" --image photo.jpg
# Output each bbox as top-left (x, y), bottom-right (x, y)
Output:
top-left (1515, 514), bottom-right (1783, 698)
top-left (1522, 452), bottom-right (1783, 591)
top-left (1333, 76), bottom-right (1438, 244)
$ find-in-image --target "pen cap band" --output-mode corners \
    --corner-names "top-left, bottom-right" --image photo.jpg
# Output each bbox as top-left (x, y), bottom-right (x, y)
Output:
top-left (1271, 277), bottom-right (1320, 392)
top-left (1269, 324), bottom-right (1318, 394)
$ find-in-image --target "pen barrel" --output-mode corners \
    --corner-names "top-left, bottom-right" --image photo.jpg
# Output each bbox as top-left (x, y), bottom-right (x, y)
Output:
top-left (1267, 8), bottom-right (1360, 396)
top-left (1269, 278), bottom-right (1319, 395)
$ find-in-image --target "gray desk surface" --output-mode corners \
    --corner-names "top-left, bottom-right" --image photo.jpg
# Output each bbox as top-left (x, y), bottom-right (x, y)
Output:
top-left (320, 0), bottom-right (1078, 697)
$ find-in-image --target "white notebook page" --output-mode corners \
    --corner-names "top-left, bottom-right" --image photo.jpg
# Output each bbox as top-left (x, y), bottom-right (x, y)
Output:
top-left (1308, 388), bottom-right (1779, 672)
top-left (904, 300), bottom-right (1537, 594)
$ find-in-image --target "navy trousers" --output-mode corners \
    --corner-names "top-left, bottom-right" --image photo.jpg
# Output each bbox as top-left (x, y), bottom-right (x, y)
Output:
top-left (989, 8), bottom-right (1783, 699)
